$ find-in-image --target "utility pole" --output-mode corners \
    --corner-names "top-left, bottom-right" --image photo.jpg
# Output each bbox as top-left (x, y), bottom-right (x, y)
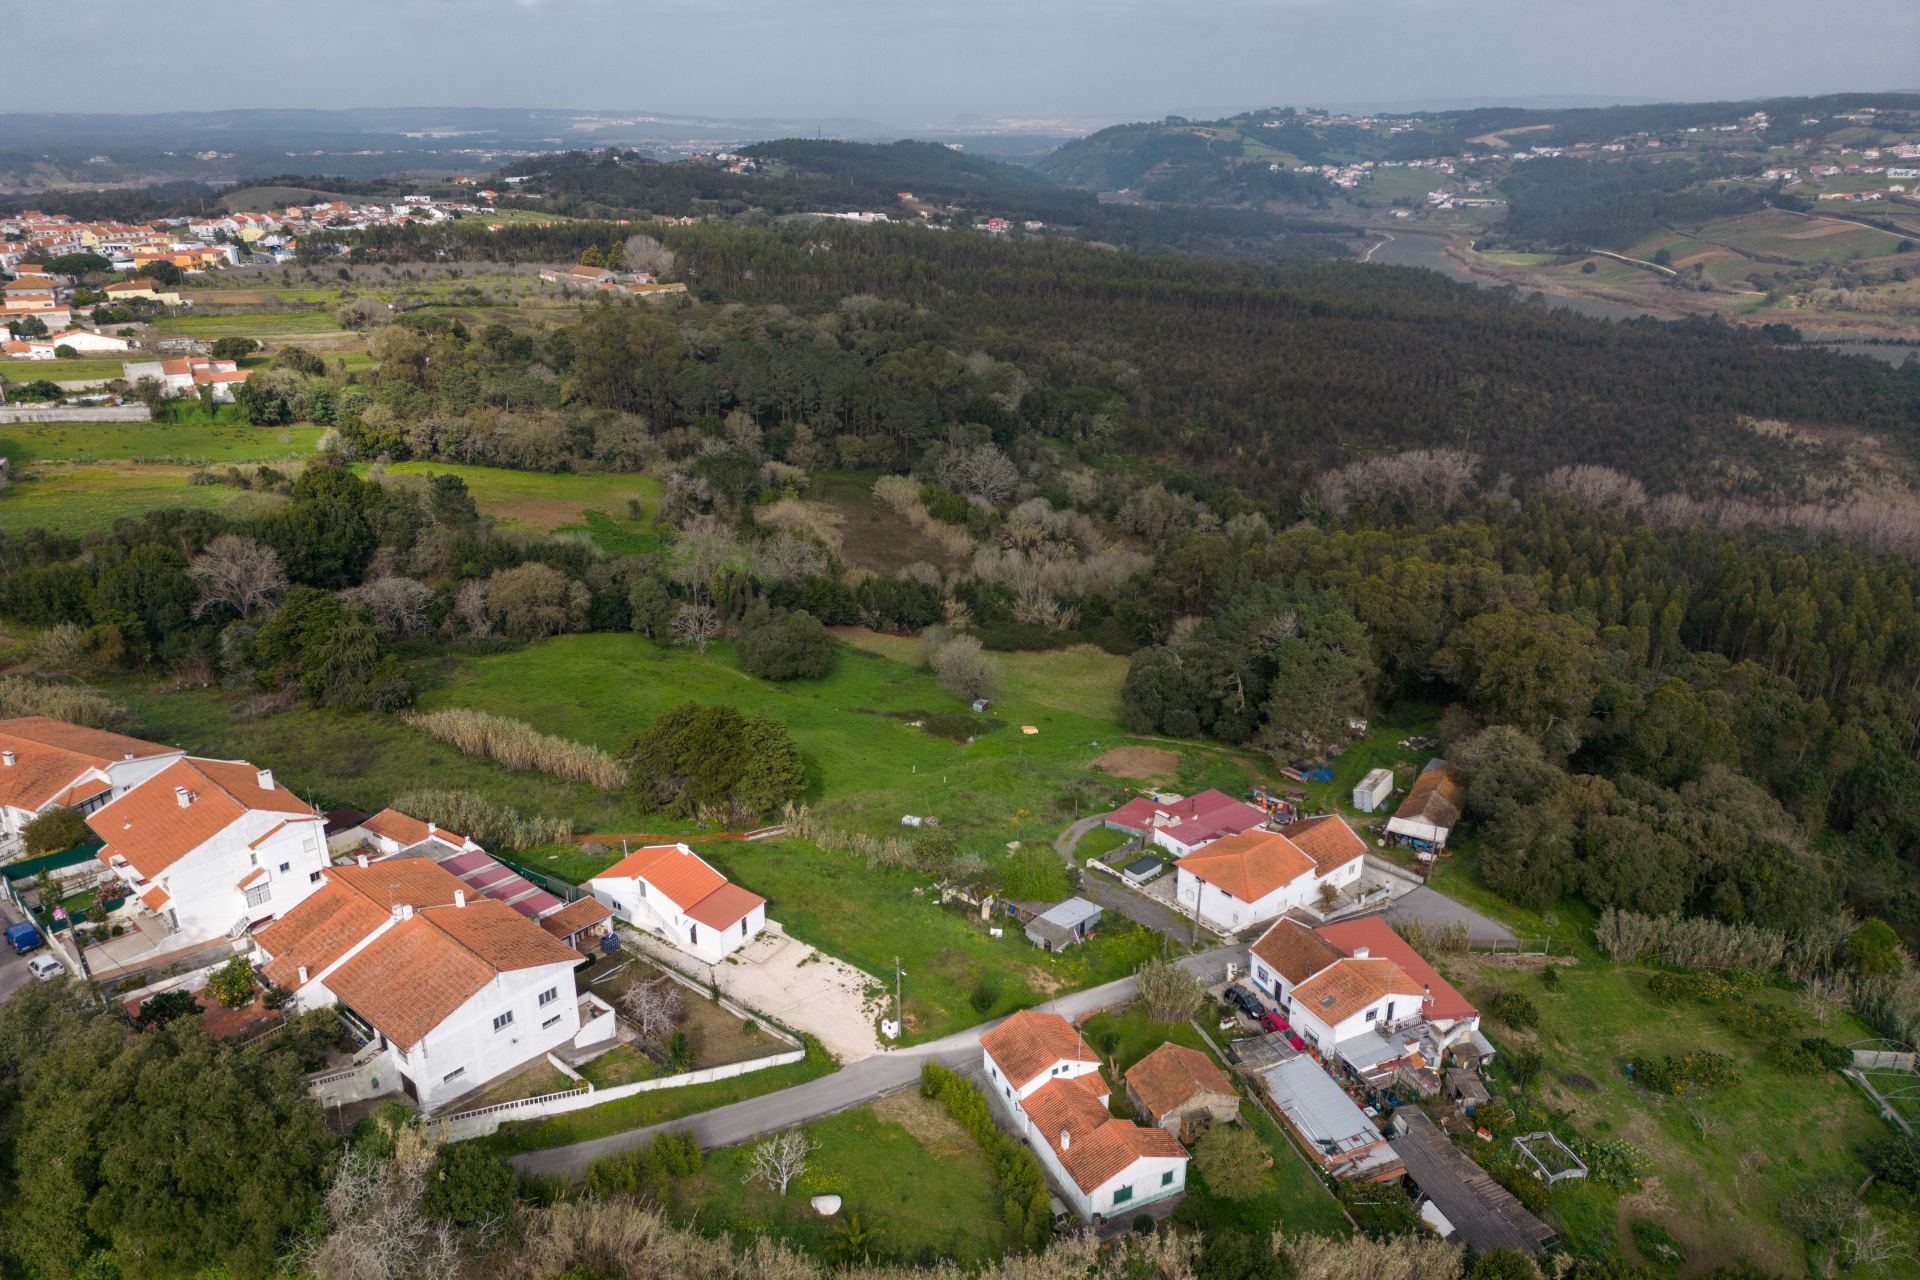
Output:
top-left (895, 956), bottom-right (904, 1028)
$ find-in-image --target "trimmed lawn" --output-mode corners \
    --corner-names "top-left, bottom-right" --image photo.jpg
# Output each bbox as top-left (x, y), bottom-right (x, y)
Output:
top-left (673, 1097), bottom-right (1004, 1265)
top-left (483, 1047), bottom-right (836, 1156)
top-left (1072, 826), bottom-right (1135, 865)
top-left (1077, 1006), bottom-right (1347, 1237)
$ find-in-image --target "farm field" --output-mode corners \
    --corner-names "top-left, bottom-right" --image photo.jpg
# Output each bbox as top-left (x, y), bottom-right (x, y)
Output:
top-left (831, 628), bottom-right (1131, 724)
top-left (0, 464), bottom-right (246, 534)
top-left (0, 422), bottom-right (321, 465)
top-left (670, 1097), bottom-right (1005, 1265)
top-left (152, 313), bottom-right (352, 338)
top-left (357, 462), bottom-right (660, 538)
top-left (3, 358), bottom-right (130, 385)
top-left (1366, 168), bottom-right (1453, 202)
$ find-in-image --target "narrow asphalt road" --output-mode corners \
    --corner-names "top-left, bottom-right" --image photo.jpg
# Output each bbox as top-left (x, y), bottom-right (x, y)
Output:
top-left (512, 944), bottom-right (1244, 1176)
top-left (1053, 815), bottom-right (1191, 939)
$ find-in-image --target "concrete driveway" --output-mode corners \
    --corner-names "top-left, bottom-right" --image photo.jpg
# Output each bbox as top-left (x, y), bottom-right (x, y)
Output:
top-left (1382, 886), bottom-right (1515, 943)
top-left (1054, 815), bottom-right (1195, 940)
top-left (513, 943), bottom-right (1243, 1176)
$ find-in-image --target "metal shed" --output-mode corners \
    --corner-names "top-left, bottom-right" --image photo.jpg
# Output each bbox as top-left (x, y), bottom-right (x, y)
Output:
top-left (1352, 768), bottom-right (1395, 813)
top-left (1024, 898), bottom-right (1102, 952)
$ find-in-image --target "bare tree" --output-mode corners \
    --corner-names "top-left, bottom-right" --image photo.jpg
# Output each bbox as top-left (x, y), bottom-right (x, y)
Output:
top-left (749, 530), bottom-right (825, 583)
top-left (1687, 1107), bottom-right (1722, 1143)
top-left (928, 633), bottom-right (1001, 702)
top-left (936, 444), bottom-right (1020, 505)
top-left (1843, 1210), bottom-right (1913, 1268)
top-left (620, 977), bottom-right (685, 1043)
top-left (303, 1138), bottom-right (468, 1280)
top-left (340, 578), bottom-right (434, 638)
top-left (669, 522), bottom-right (744, 603)
top-left (1134, 958), bottom-right (1205, 1023)
top-left (743, 1131), bottom-right (813, 1196)
top-left (186, 534), bottom-right (287, 619)
top-left (453, 580), bottom-right (491, 636)
top-left (1803, 974), bottom-right (1852, 1026)
top-left (669, 603), bottom-right (721, 654)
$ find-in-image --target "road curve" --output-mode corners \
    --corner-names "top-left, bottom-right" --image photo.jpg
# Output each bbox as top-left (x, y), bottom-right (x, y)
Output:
top-left (512, 945), bottom-right (1242, 1175)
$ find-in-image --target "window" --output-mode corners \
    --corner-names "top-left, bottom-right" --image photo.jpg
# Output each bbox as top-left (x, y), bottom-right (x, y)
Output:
top-left (689, 924), bottom-right (698, 945)
top-left (395, 1046), bottom-right (408, 1063)
top-left (304, 837), bottom-right (319, 853)
top-left (638, 881), bottom-right (647, 897)
top-left (310, 871), bottom-right (323, 884)
top-left (742, 918), bottom-right (749, 936)
top-left (442, 1067), bottom-right (465, 1083)
top-left (245, 884), bottom-right (272, 908)
top-left (543, 1014), bottom-right (561, 1030)
top-left (1365, 1009), bottom-right (1378, 1022)
top-left (248, 852), bottom-right (258, 868)
top-left (539, 987), bottom-right (559, 1007)
top-left (1161, 1170), bottom-right (1175, 1187)
top-left (1112, 1185), bottom-right (1133, 1205)
top-left (492, 1010), bottom-right (514, 1032)
top-left (279, 861), bottom-right (291, 873)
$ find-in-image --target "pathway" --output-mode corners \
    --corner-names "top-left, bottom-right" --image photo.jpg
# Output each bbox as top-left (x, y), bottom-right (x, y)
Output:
top-left (512, 945), bottom-right (1243, 1176)
top-left (1053, 815), bottom-right (1192, 939)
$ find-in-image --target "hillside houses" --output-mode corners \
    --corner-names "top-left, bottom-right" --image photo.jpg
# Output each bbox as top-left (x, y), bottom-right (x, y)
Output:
top-left (0, 718), bottom-right (184, 852)
top-left (589, 843), bottom-right (766, 964)
top-left (1172, 815), bottom-right (1370, 934)
top-left (121, 356), bottom-right (248, 401)
top-left (981, 1010), bottom-right (1189, 1222)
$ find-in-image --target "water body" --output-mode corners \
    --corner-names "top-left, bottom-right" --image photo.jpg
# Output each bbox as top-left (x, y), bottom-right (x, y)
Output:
top-left (1361, 232), bottom-right (1652, 323)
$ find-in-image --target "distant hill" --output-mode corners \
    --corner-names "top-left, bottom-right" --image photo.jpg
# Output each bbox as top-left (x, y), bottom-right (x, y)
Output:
top-left (741, 139), bottom-right (1057, 200)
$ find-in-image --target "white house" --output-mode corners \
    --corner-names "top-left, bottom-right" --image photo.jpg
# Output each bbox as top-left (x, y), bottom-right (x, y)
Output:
top-left (255, 857), bottom-right (594, 1110)
top-left (980, 1009), bottom-right (1189, 1221)
top-left (0, 718), bottom-right (183, 849)
top-left (86, 757), bottom-right (330, 944)
top-left (588, 843), bottom-right (766, 964)
top-left (354, 808), bottom-right (484, 859)
top-left (1173, 817), bottom-right (1368, 934)
top-left (45, 328), bottom-right (132, 354)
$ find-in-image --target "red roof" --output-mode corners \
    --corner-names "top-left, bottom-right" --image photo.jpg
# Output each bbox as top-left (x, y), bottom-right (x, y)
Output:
top-left (1104, 789), bottom-right (1270, 843)
top-left (979, 1009), bottom-right (1100, 1089)
top-left (594, 843), bottom-right (765, 927)
top-left (1276, 814), bottom-right (1368, 876)
top-left (85, 757), bottom-right (315, 880)
top-left (1314, 916), bottom-right (1476, 1022)
top-left (1022, 1077), bottom-right (1187, 1192)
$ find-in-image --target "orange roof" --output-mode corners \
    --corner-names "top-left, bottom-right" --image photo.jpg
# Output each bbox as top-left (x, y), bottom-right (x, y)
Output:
top-left (1392, 764), bottom-right (1463, 830)
top-left (361, 809), bottom-right (464, 848)
top-left (1250, 916), bottom-right (1344, 985)
top-left (539, 897), bottom-right (613, 939)
top-left (0, 718), bottom-right (173, 814)
top-left (254, 881), bottom-right (391, 990)
top-left (1291, 957), bottom-right (1426, 1027)
top-left (1176, 829), bottom-right (1315, 903)
top-left (325, 898), bottom-right (580, 1048)
top-left (85, 757), bottom-right (315, 879)
top-left (683, 881), bottom-right (765, 930)
top-left (1023, 1077), bottom-right (1187, 1192)
top-left (1314, 916), bottom-right (1476, 1022)
top-left (979, 1009), bottom-right (1100, 1089)
top-left (596, 844), bottom-right (725, 911)
top-left (236, 867), bottom-right (266, 890)
top-left (1125, 1042), bottom-right (1237, 1120)
top-left (1278, 814), bottom-right (1368, 876)
top-left (140, 885), bottom-right (171, 911)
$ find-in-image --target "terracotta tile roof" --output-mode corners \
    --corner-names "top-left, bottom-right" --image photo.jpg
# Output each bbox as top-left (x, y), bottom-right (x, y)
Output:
top-left (596, 844), bottom-right (727, 911)
top-left (431, 899), bottom-right (583, 971)
top-left (324, 914), bottom-right (499, 1048)
top-left (236, 867), bottom-right (266, 890)
top-left (1176, 829), bottom-right (1315, 903)
top-left (361, 809), bottom-right (461, 848)
top-left (1314, 916), bottom-right (1476, 1021)
top-left (684, 881), bottom-right (766, 931)
top-left (980, 1009), bottom-right (1100, 1089)
top-left (540, 898), bottom-right (612, 939)
top-left (254, 881), bottom-right (390, 990)
top-left (1023, 1077), bottom-right (1187, 1193)
top-left (1277, 814), bottom-right (1367, 876)
top-left (50, 775), bottom-right (110, 807)
top-left (140, 885), bottom-right (170, 911)
top-left (85, 757), bottom-right (316, 880)
top-left (1392, 764), bottom-right (1463, 830)
top-left (0, 718), bottom-right (174, 813)
top-left (1125, 1042), bottom-right (1236, 1120)
top-left (1250, 917), bottom-right (1344, 985)
top-left (1291, 957), bottom-right (1427, 1027)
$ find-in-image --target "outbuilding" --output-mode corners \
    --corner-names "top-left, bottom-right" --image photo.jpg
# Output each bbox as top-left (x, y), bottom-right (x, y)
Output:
top-left (1352, 768), bottom-right (1394, 813)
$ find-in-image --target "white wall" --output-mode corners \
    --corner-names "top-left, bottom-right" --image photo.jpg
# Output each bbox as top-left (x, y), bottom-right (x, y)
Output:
top-left (122, 811), bottom-right (329, 943)
top-left (589, 875), bottom-right (763, 964)
top-left (982, 1045), bottom-right (1105, 1117)
top-left (1016, 1101), bottom-right (1188, 1222)
top-left (383, 957), bottom-right (582, 1109)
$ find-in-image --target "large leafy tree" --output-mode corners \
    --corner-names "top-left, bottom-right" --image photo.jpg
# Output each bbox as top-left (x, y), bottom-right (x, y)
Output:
top-left (624, 702), bottom-right (803, 820)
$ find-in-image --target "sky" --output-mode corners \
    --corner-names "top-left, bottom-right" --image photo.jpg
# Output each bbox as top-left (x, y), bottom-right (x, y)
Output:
top-left (15, 0), bottom-right (1920, 125)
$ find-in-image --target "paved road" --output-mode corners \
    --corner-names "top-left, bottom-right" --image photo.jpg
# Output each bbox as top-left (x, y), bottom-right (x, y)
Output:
top-left (1383, 886), bottom-right (1515, 943)
top-left (1053, 816), bottom-right (1191, 939)
top-left (0, 898), bottom-right (42, 1004)
top-left (513, 945), bottom-right (1243, 1176)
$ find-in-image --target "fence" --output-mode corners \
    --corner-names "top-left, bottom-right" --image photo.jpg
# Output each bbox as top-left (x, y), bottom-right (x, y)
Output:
top-left (2, 841), bottom-right (108, 881)
top-left (429, 1046), bottom-right (807, 1142)
top-left (498, 858), bottom-right (590, 904)
top-left (0, 406), bottom-right (151, 424)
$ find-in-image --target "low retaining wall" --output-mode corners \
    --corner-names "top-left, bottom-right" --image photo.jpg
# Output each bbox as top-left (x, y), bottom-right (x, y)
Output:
top-left (430, 1046), bottom-right (807, 1143)
top-left (0, 406), bottom-right (150, 423)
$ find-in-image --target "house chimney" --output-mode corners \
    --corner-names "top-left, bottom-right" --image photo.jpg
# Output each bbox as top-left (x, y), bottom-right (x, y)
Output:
top-left (357, 854), bottom-right (368, 868)
top-left (1353, 947), bottom-right (1368, 959)
top-left (124, 753), bottom-right (133, 761)
top-left (175, 786), bottom-right (190, 808)
top-left (1, 751), bottom-right (13, 767)
top-left (1060, 1130), bottom-right (1071, 1151)
top-left (256, 768), bottom-right (273, 790)
top-left (392, 904), bottom-right (405, 922)
top-left (297, 965), bottom-right (309, 985)
top-left (454, 889), bottom-right (465, 909)
top-left (427, 822), bottom-right (437, 836)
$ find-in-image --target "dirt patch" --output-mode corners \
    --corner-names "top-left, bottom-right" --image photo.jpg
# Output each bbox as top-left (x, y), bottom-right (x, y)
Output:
top-left (1475, 954), bottom-right (1579, 971)
top-left (1027, 965), bottom-right (1065, 996)
top-left (872, 1088), bottom-right (974, 1157)
top-left (1090, 746), bottom-right (1179, 779)
top-left (1781, 220), bottom-right (1869, 239)
top-left (482, 495), bottom-right (607, 531)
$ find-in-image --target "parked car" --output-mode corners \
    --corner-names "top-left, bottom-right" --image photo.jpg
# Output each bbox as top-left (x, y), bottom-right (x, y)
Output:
top-left (26, 954), bottom-right (62, 981)
top-left (1224, 984), bottom-right (1263, 1017)
top-left (1259, 1010), bottom-right (1291, 1035)
top-left (5, 921), bottom-right (42, 954)
top-left (1286, 1035), bottom-right (1307, 1052)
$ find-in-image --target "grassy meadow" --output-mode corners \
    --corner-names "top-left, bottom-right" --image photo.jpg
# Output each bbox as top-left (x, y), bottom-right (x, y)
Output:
top-left (355, 462), bottom-right (661, 541)
top-left (0, 422), bottom-right (322, 465)
top-left (0, 465), bottom-right (260, 534)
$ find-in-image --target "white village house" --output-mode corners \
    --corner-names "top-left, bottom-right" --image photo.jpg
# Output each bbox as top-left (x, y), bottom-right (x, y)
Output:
top-left (1173, 815), bottom-right (1368, 934)
top-left (256, 857), bottom-right (609, 1109)
top-left (0, 718), bottom-right (184, 850)
top-left (980, 1009), bottom-right (1189, 1222)
top-left (87, 757), bottom-right (330, 943)
top-left (588, 843), bottom-right (766, 964)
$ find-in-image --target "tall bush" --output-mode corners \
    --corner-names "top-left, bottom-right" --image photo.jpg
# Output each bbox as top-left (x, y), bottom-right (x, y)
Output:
top-left (921, 1062), bottom-right (1051, 1250)
top-left (401, 709), bottom-right (626, 789)
top-left (388, 789), bottom-right (572, 850)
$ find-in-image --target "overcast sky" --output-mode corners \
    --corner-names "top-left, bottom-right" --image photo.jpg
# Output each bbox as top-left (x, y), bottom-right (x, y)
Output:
top-left (18, 0), bottom-right (1920, 124)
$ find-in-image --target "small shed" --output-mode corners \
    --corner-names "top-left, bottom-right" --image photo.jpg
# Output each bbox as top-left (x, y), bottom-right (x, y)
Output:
top-left (1446, 1069), bottom-right (1490, 1107)
top-left (1024, 897), bottom-right (1102, 952)
top-left (1125, 1042), bottom-right (1239, 1140)
top-left (1352, 768), bottom-right (1395, 813)
top-left (1121, 854), bottom-right (1165, 885)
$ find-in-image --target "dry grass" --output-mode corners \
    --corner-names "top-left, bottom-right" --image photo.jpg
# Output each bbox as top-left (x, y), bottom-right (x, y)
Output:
top-left (1090, 745), bottom-right (1180, 779)
top-left (400, 708), bottom-right (626, 789)
top-left (0, 675), bottom-right (134, 729)
top-left (872, 475), bottom-right (974, 557)
top-left (756, 497), bottom-right (844, 551)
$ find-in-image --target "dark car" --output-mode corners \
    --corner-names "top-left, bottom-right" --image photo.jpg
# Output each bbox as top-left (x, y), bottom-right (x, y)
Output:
top-left (1224, 983), bottom-right (1263, 1017)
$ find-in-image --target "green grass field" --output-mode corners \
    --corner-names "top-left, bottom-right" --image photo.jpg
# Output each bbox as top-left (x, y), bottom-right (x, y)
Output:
top-left (357, 462), bottom-right (660, 538)
top-left (0, 422), bottom-right (322, 466)
top-left (833, 629), bottom-right (1131, 724)
top-left (1078, 1006), bottom-right (1348, 1237)
top-left (671, 1098), bottom-right (1004, 1265)
top-left (3, 358), bottom-right (128, 384)
top-left (153, 313), bottom-right (350, 338)
top-left (0, 465), bottom-right (238, 534)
